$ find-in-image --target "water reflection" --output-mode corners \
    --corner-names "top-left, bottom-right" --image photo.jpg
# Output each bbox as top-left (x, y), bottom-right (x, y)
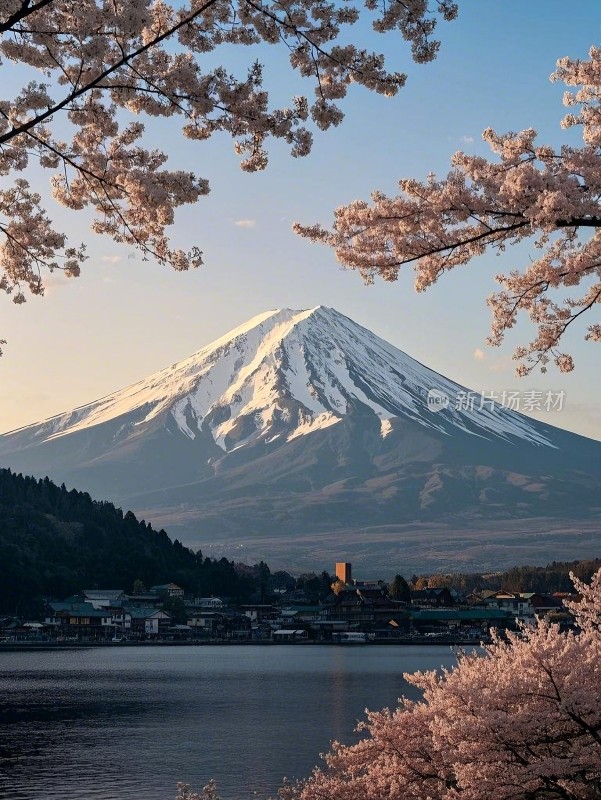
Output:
top-left (0, 645), bottom-right (457, 800)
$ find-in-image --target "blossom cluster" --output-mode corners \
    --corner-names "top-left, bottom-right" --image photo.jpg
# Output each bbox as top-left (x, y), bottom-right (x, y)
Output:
top-left (295, 45), bottom-right (601, 374)
top-left (0, 0), bottom-right (457, 312)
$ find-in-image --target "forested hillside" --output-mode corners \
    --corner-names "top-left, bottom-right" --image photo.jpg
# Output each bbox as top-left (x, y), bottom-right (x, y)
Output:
top-left (413, 559), bottom-right (601, 594)
top-left (0, 469), bottom-right (259, 614)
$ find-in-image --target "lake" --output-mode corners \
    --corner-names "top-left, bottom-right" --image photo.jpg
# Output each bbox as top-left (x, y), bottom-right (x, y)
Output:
top-left (0, 645), bottom-right (459, 800)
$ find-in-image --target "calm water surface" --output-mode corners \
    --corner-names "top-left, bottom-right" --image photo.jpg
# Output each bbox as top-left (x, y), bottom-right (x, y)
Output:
top-left (0, 645), bottom-right (458, 800)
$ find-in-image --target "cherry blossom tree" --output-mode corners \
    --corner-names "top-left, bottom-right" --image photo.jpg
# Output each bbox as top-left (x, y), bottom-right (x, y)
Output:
top-left (177, 779), bottom-right (221, 800)
top-left (295, 46), bottom-right (601, 374)
top-left (278, 569), bottom-right (601, 800)
top-left (0, 0), bottom-right (457, 340)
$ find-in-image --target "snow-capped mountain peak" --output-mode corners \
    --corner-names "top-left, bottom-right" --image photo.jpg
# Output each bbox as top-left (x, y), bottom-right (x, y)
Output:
top-left (4, 307), bottom-right (599, 579)
top-left (8, 306), bottom-right (554, 450)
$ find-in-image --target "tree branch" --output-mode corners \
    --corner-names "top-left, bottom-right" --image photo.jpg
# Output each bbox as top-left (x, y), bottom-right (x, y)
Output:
top-left (0, 0), bottom-right (222, 146)
top-left (0, 0), bottom-right (55, 34)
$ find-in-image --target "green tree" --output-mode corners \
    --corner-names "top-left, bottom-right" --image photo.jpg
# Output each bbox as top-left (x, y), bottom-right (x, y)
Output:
top-left (257, 561), bottom-right (271, 603)
top-left (388, 574), bottom-right (411, 602)
top-left (162, 596), bottom-right (188, 625)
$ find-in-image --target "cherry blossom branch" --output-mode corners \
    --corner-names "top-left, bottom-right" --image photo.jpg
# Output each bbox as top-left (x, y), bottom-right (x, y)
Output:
top-left (0, 0), bottom-right (223, 144)
top-left (0, 0), bottom-right (55, 33)
top-left (295, 46), bottom-right (601, 373)
top-left (0, 0), bottom-right (458, 351)
top-left (276, 592), bottom-right (601, 800)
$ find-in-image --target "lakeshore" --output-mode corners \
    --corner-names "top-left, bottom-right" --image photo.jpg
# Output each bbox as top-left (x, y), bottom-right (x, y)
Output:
top-left (0, 634), bottom-right (486, 650)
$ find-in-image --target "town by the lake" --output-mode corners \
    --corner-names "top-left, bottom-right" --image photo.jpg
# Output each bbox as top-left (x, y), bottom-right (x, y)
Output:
top-left (0, 561), bottom-right (581, 647)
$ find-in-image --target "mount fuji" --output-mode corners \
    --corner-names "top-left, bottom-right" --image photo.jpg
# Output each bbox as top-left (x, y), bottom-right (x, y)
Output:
top-left (1, 306), bottom-right (599, 574)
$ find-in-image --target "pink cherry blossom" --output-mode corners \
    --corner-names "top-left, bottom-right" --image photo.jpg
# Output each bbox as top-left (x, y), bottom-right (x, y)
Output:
top-left (0, 0), bottom-right (457, 334)
top-left (295, 45), bottom-right (601, 374)
top-left (280, 569), bottom-right (601, 800)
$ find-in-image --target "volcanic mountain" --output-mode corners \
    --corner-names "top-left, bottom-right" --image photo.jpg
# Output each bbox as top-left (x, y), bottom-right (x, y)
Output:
top-left (1, 306), bottom-right (599, 575)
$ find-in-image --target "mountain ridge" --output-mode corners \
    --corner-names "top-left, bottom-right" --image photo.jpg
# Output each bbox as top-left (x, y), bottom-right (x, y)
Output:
top-left (1, 306), bottom-right (599, 574)
top-left (0, 305), bottom-right (572, 447)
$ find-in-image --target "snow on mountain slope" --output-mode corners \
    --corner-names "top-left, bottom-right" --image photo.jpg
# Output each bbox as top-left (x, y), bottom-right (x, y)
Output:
top-left (5, 306), bottom-right (554, 450)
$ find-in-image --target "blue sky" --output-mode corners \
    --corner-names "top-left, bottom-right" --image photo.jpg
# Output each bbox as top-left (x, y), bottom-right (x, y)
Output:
top-left (1, 0), bottom-right (600, 440)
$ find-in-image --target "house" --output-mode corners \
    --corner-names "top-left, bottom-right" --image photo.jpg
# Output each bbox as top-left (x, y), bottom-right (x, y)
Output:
top-left (149, 583), bottom-right (185, 598)
top-left (481, 590), bottom-right (525, 616)
top-left (410, 588), bottom-right (455, 608)
top-left (324, 586), bottom-right (405, 625)
top-left (183, 608), bottom-right (252, 639)
top-left (194, 597), bottom-right (224, 609)
top-left (371, 615), bottom-right (412, 639)
top-left (282, 606), bottom-right (321, 622)
top-left (251, 621), bottom-right (274, 640)
top-left (16, 621), bottom-right (48, 640)
top-left (187, 610), bottom-right (226, 635)
top-left (527, 593), bottom-right (565, 615)
top-left (272, 629), bottom-right (309, 641)
top-left (127, 592), bottom-right (163, 608)
top-left (23, 621), bottom-right (45, 631)
top-left (332, 631), bottom-right (370, 643)
top-left (481, 591), bottom-right (564, 619)
top-left (307, 619), bottom-right (350, 639)
top-left (46, 601), bottom-right (113, 638)
top-left (82, 589), bottom-right (127, 608)
top-left (168, 624), bottom-right (193, 639)
top-left (465, 591), bottom-right (487, 606)
top-left (128, 608), bottom-right (171, 637)
top-left (238, 604), bottom-right (278, 622)
top-left (410, 608), bottom-right (513, 635)
top-left (1, 619), bottom-right (33, 640)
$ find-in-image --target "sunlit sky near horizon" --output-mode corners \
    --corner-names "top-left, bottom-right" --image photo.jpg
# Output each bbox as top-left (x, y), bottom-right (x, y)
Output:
top-left (1, 1), bottom-right (601, 441)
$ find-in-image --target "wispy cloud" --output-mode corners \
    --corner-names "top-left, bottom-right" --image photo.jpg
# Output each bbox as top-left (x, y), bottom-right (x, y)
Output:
top-left (42, 272), bottom-right (71, 295)
top-left (487, 357), bottom-right (513, 373)
top-left (101, 255), bottom-right (123, 263)
top-left (473, 348), bottom-right (485, 361)
top-left (234, 219), bottom-right (256, 228)
top-left (460, 135), bottom-right (474, 144)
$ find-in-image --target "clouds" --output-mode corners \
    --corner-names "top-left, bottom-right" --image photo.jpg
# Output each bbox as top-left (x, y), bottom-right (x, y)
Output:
top-left (487, 357), bottom-right (513, 373)
top-left (234, 219), bottom-right (256, 228)
top-left (472, 348), bottom-right (515, 374)
top-left (40, 271), bottom-right (73, 296)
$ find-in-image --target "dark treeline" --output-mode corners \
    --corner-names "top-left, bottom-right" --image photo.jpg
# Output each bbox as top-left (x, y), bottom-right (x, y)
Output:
top-left (411, 558), bottom-right (601, 594)
top-left (2, 468), bottom-right (598, 616)
top-left (0, 469), bottom-right (263, 614)
top-left (498, 560), bottom-right (601, 592)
